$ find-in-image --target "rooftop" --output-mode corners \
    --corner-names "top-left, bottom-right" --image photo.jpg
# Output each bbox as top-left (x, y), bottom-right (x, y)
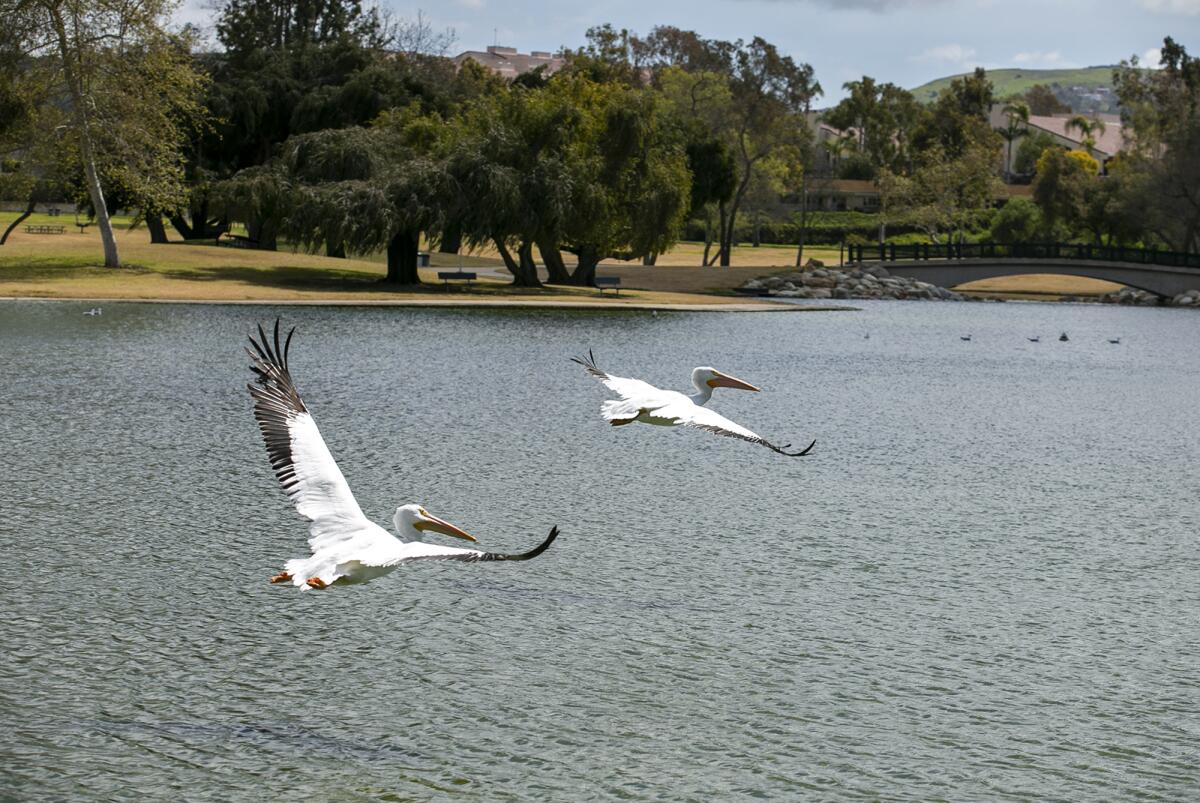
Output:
top-left (452, 46), bottom-right (566, 79)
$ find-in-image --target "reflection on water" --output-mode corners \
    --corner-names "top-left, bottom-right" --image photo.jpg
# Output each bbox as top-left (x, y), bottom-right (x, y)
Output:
top-left (1, 299), bottom-right (1198, 800)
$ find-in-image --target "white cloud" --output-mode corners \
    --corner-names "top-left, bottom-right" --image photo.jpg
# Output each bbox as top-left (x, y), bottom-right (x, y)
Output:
top-left (456, 0), bottom-right (485, 8)
top-left (1011, 50), bottom-right (1074, 68)
top-left (1139, 0), bottom-right (1200, 13)
top-left (1142, 47), bottom-right (1164, 67)
top-left (913, 44), bottom-right (977, 66)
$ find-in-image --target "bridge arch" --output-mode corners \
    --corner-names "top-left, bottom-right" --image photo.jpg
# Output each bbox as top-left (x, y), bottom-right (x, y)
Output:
top-left (867, 259), bottom-right (1200, 299)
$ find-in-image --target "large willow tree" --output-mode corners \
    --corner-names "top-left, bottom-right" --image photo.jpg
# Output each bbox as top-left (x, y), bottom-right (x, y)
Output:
top-left (4, 0), bottom-right (206, 267)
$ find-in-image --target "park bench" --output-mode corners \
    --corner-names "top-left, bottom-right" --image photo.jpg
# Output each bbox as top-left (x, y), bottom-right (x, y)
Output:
top-left (217, 232), bottom-right (259, 249)
top-left (438, 270), bottom-right (477, 289)
top-left (595, 275), bottom-right (621, 295)
top-left (25, 224), bottom-right (65, 235)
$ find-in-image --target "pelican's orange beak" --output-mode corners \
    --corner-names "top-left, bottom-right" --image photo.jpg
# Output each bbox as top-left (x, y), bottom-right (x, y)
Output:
top-left (415, 513), bottom-right (478, 542)
top-left (707, 372), bottom-right (761, 392)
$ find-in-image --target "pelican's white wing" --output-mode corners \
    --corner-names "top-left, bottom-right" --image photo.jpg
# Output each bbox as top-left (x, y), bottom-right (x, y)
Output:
top-left (651, 399), bottom-right (816, 457)
top-left (571, 351), bottom-right (662, 400)
top-left (247, 322), bottom-right (371, 548)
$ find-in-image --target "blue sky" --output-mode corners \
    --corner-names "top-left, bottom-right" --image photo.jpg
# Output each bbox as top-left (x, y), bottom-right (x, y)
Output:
top-left (179, 0), bottom-right (1198, 101)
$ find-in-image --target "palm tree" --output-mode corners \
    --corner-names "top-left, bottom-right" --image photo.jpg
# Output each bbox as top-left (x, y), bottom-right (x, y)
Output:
top-left (996, 101), bottom-right (1030, 181)
top-left (821, 132), bottom-right (856, 174)
top-left (1066, 115), bottom-right (1107, 157)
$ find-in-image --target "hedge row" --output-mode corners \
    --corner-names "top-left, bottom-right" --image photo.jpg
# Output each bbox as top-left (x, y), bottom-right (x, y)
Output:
top-left (683, 210), bottom-right (998, 246)
top-left (683, 219), bottom-right (925, 246)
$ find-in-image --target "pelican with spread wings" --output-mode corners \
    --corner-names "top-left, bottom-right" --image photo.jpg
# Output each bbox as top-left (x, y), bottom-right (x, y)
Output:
top-left (247, 321), bottom-right (559, 590)
top-left (572, 351), bottom-right (815, 457)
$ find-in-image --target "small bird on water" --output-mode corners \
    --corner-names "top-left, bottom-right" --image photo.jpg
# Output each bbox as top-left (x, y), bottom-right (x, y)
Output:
top-left (1108, 337), bottom-right (1121, 344)
top-left (961, 335), bottom-right (972, 342)
top-left (1028, 336), bottom-right (1040, 342)
top-left (83, 307), bottom-right (102, 316)
top-left (1059, 332), bottom-right (1070, 342)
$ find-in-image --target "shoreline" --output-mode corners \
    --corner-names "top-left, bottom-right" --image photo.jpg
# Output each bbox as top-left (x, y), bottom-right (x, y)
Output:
top-left (0, 295), bottom-right (857, 312)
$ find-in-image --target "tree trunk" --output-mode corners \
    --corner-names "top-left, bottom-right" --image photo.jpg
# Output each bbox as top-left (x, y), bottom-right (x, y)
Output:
top-left (568, 245), bottom-right (601, 286)
top-left (538, 238), bottom-right (571, 283)
top-left (642, 252), bottom-right (657, 265)
top-left (752, 213), bottom-right (761, 247)
top-left (246, 215), bottom-right (278, 250)
top-left (0, 197), bottom-right (36, 246)
top-left (439, 223), bottom-right (463, 254)
top-left (51, 8), bottom-right (118, 267)
top-left (721, 171), bottom-right (755, 268)
top-left (717, 201), bottom-right (730, 266)
top-left (495, 238), bottom-right (519, 272)
top-left (326, 239), bottom-right (345, 258)
top-left (495, 238), bottom-right (541, 287)
top-left (384, 229), bottom-right (420, 284)
top-left (145, 212), bottom-right (168, 244)
top-left (514, 240), bottom-right (542, 287)
top-left (168, 213), bottom-right (195, 240)
top-left (794, 178), bottom-right (808, 267)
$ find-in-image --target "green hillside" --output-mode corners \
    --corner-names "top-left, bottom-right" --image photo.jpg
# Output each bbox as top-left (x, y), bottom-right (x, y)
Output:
top-left (910, 66), bottom-right (1120, 112)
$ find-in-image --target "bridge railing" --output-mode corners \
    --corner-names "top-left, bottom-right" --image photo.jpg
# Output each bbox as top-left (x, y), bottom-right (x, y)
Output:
top-left (848, 242), bottom-right (1200, 270)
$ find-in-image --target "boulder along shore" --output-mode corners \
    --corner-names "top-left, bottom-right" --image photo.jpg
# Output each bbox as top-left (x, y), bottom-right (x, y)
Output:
top-left (740, 262), bottom-right (1200, 307)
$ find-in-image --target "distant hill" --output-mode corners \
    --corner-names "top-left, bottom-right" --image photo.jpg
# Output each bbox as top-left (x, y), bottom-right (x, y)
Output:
top-left (910, 66), bottom-right (1120, 113)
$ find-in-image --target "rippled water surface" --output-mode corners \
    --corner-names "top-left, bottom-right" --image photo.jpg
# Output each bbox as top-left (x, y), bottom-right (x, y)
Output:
top-left (2, 299), bottom-right (1198, 800)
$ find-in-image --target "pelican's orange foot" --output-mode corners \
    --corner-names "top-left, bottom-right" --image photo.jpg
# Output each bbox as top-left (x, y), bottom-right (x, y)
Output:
top-left (306, 577), bottom-right (328, 590)
top-left (270, 572), bottom-right (292, 584)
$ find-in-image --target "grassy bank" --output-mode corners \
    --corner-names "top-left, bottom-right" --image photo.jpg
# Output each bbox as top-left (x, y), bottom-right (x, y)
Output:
top-left (0, 216), bottom-right (837, 307)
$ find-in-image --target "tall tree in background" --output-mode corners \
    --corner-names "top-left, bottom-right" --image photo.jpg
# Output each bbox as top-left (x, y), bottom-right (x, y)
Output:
top-left (5, 0), bottom-right (207, 266)
top-left (1022, 84), bottom-right (1071, 116)
top-left (276, 122), bottom-right (443, 283)
top-left (912, 67), bottom-right (995, 158)
top-left (996, 101), bottom-right (1030, 180)
top-left (717, 38), bottom-right (820, 266)
top-left (1114, 37), bottom-right (1200, 254)
top-left (879, 129), bottom-right (1001, 244)
top-left (1065, 114), bottom-right (1106, 157)
top-left (216, 0), bottom-right (381, 55)
top-left (825, 76), bottom-right (920, 177)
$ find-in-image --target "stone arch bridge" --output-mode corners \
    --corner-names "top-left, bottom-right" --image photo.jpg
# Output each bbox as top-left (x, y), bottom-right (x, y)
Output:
top-left (847, 243), bottom-right (1200, 298)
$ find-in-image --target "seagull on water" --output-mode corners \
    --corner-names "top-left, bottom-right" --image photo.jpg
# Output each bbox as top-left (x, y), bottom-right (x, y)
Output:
top-left (247, 321), bottom-right (559, 590)
top-left (1028, 336), bottom-right (1040, 343)
top-left (571, 351), bottom-right (815, 457)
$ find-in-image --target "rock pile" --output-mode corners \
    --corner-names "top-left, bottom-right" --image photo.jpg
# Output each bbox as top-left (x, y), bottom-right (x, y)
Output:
top-left (740, 264), bottom-right (969, 302)
top-left (1169, 288), bottom-right (1200, 307)
top-left (1100, 287), bottom-right (1161, 305)
top-left (1100, 287), bottom-right (1200, 307)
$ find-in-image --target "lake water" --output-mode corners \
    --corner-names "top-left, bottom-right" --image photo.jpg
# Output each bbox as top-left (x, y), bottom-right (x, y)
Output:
top-left (1, 298), bottom-right (1198, 801)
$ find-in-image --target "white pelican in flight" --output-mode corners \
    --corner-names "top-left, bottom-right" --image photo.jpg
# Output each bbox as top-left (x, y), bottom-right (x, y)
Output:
top-left (572, 351), bottom-right (816, 457)
top-left (247, 321), bottom-right (559, 590)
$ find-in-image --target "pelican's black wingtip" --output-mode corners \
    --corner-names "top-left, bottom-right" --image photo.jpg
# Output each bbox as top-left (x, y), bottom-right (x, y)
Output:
top-left (771, 438), bottom-right (816, 457)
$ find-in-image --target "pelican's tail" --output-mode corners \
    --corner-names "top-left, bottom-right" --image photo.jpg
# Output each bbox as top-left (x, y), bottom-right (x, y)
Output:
top-left (282, 556), bottom-right (341, 590)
